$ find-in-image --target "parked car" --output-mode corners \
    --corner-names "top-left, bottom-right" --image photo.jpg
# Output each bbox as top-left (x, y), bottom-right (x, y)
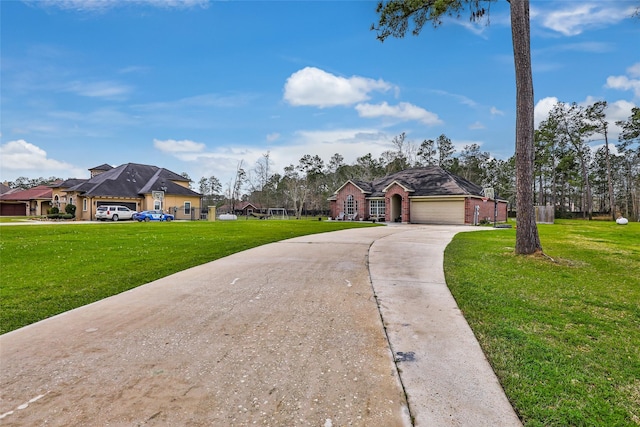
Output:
top-left (96, 205), bottom-right (137, 221)
top-left (133, 210), bottom-right (174, 222)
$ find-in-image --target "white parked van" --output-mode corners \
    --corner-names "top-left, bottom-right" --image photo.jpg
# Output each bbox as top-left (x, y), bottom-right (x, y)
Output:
top-left (95, 205), bottom-right (136, 221)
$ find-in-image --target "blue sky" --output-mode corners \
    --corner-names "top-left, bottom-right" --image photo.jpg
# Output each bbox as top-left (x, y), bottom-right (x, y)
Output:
top-left (1, 0), bottom-right (639, 188)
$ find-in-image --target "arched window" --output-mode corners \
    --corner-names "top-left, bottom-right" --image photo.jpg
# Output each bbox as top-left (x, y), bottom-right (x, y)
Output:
top-left (345, 195), bottom-right (356, 215)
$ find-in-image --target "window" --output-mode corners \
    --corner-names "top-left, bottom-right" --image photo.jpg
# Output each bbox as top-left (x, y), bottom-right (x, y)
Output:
top-left (154, 200), bottom-right (161, 210)
top-left (345, 195), bottom-right (355, 215)
top-left (83, 199), bottom-right (87, 211)
top-left (69, 197), bottom-right (73, 206)
top-left (369, 200), bottom-right (385, 217)
top-left (184, 202), bottom-right (191, 215)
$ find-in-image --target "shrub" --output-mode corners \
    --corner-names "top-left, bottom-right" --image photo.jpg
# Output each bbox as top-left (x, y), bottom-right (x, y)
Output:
top-left (49, 207), bottom-right (59, 214)
top-left (65, 204), bottom-right (76, 217)
top-left (61, 214), bottom-right (73, 220)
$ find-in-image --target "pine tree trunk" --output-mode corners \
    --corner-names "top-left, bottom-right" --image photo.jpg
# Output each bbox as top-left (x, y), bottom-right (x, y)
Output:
top-left (604, 130), bottom-right (615, 220)
top-left (510, 0), bottom-right (542, 254)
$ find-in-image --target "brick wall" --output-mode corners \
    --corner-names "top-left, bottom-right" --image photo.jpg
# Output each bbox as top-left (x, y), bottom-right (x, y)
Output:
top-left (331, 182), bottom-right (367, 220)
top-left (465, 198), bottom-right (508, 224)
top-left (384, 184), bottom-right (411, 223)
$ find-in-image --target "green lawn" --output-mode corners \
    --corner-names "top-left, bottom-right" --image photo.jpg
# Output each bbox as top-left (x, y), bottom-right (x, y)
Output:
top-left (2, 218), bottom-right (638, 426)
top-left (0, 219), bottom-right (376, 334)
top-left (445, 220), bottom-right (640, 426)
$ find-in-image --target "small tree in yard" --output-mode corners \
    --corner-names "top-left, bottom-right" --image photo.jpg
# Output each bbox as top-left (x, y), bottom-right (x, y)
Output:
top-left (65, 204), bottom-right (76, 218)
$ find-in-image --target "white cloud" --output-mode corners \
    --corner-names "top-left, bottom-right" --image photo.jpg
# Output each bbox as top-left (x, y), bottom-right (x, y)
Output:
top-left (535, 3), bottom-right (632, 36)
top-left (355, 102), bottom-right (442, 126)
top-left (469, 121), bottom-right (485, 130)
top-left (153, 139), bottom-right (206, 154)
top-left (32, 0), bottom-right (209, 12)
top-left (274, 129), bottom-right (393, 170)
top-left (490, 106), bottom-right (504, 116)
top-left (0, 139), bottom-right (87, 179)
top-left (628, 63), bottom-right (640, 78)
top-left (283, 67), bottom-right (393, 108)
top-left (64, 80), bottom-right (132, 100)
top-left (606, 63), bottom-right (640, 98)
top-left (134, 93), bottom-right (253, 111)
top-left (266, 133), bottom-right (280, 142)
top-left (606, 99), bottom-right (636, 122)
top-left (118, 66), bottom-right (149, 74)
top-left (432, 89), bottom-right (478, 108)
top-left (534, 96), bottom-right (635, 142)
top-left (534, 96), bottom-right (559, 127)
top-left (159, 128), bottom-right (397, 187)
top-left (600, 99), bottom-right (637, 139)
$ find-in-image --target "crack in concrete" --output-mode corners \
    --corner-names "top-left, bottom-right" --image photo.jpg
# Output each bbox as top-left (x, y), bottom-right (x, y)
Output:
top-left (365, 239), bottom-right (415, 427)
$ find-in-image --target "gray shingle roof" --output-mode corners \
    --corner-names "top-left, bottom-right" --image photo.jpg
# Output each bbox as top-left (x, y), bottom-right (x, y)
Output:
top-left (53, 178), bottom-right (88, 189)
top-left (89, 164), bottom-right (114, 172)
top-left (344, 166), bottom-right (484, 198)
top-left (66, 163), bottom-right (200, 198)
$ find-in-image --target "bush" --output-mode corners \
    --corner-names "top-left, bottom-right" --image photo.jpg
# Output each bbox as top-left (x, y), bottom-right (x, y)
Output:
top-left (49, 207), bottom-right (59, 214)
top-left (47, 213), bottom-right (61, 219)
top-left (65, 204), bottom-right (76, 217)
top-left (62, 214), bottom-right (73, 220)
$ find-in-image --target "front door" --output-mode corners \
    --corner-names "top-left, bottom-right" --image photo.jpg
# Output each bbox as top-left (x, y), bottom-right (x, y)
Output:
top-left (390, 194), bottom-right (402, 222)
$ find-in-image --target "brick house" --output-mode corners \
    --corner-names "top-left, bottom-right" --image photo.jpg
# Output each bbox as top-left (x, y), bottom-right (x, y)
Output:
top-left (328, 166), bottom-right (507, 225)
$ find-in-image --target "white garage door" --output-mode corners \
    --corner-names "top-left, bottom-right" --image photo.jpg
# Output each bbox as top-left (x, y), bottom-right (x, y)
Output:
top-left (410, 199), bottom-right (465, 224)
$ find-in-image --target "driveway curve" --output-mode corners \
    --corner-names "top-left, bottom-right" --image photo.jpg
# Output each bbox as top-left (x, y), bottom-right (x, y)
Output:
top-left (0, 225), bottom-right (521, 426)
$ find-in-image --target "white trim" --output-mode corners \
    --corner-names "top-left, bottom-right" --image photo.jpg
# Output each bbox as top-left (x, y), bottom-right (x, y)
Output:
top-left (333, 180), bottom-right (370, 195)
top-left (382, 180), bottom-right (414, 193)
top-left (408, 195), bottom-right (467, 201)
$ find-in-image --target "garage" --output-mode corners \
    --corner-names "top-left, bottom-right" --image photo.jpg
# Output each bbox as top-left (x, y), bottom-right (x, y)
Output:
top-left (96, 201), bottom-right (137, 211)
top-left (0, 202), bottom-right (26, 216)
top-left (410, 198), bottom-right (465, 224)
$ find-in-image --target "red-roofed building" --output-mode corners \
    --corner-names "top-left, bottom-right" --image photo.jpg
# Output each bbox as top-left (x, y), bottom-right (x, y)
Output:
top-left (0, 185), bottom-right (53, 216)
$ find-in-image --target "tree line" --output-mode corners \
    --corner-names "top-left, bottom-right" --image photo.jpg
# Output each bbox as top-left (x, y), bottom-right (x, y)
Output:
top-left (6, 104), bottom-right (637, 222)
top-left (200, 104), bottom-right (638, 222)
top-left (198, 135), bottom-right (508, 219)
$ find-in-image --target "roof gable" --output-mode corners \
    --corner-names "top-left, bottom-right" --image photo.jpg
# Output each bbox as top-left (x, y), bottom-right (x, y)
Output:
top-left (333, 179), bottom-right (372, 195)
top-left (382, 180), bottom-right (414, 193)
top-left (90, 164), bottom-right (114, 171)
top-left (0, 182), bottom-right (13, 195)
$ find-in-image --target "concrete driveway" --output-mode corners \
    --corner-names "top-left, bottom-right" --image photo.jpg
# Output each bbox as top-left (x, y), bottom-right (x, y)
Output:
top-left (0, 225), bottom-right (521, 426)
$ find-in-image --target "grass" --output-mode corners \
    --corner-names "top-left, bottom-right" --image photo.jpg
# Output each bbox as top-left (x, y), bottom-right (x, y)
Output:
top-left (2, 218), bottom-right (638, 426)
top-left (445, 220), bottom-right (640, 426)
top-left (0, 216), bottom-right (38, 223)
top-left (0, 219), bottom-right (377, 334)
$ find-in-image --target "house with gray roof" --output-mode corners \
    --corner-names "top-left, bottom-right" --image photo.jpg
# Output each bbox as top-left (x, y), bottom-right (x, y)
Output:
top-left (51, 163), bottom-right (202, 221)
top-left (329, 166), bottom-right (507, 225)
